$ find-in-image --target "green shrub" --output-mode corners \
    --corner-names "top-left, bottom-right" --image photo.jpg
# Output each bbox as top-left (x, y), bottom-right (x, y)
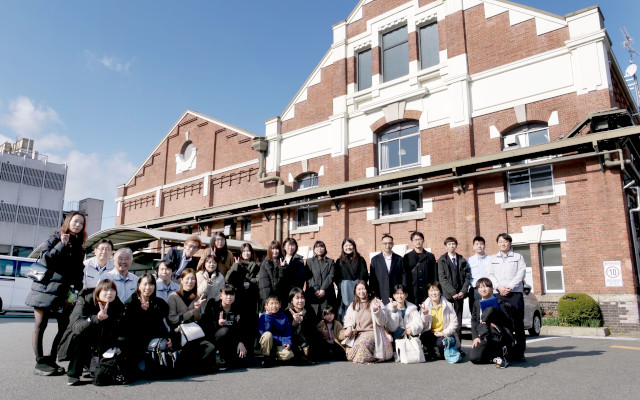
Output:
top-left (557, 293), bottom-right (603, 326)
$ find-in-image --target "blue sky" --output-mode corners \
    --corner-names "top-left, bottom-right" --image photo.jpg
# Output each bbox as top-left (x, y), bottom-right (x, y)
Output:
top-left (0, 0), bottom-right (638, 229)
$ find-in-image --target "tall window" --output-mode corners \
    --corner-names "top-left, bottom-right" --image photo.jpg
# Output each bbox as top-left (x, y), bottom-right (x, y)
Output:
top-left (503, 124), bottom-right (554, 202)
top-left (541, 243), bottom-right (564, 293)
top-left (297, 201), bottom-right (318, 228)
top-left (382, 25), bottom-right (409, 82)
top-left (242, 218), bottom-right (251, 241)
top-left (295, 173), bottom-right (318, 191)
top-left (357, 49), bottom-right (372, 91)
top-left (379, 121), bottom-right (420, 172)
top-left (419, 22), bottom-right (439, 70)
top-left (380, 180), bottom-right (422, 217)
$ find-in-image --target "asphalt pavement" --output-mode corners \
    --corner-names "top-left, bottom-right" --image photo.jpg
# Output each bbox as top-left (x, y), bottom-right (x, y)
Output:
top-left (2, 313), bottom-right (639, 400)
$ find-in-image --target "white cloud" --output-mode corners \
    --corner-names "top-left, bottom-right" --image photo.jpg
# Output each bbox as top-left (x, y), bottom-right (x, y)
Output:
top-left (100, 55), bottom-right (131, 73)
top-left (0, 96), bottom-right (61, 137)
top-left (84, 50), bottom-right (132, 73)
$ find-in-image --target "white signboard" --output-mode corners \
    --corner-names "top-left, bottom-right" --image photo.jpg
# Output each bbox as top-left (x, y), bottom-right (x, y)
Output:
top-left (603, 261), bottom-right (623, 287)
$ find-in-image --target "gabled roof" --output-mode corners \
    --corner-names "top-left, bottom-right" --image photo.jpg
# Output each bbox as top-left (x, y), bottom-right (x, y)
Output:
top-left (123, 110), bottom-right (259, 187)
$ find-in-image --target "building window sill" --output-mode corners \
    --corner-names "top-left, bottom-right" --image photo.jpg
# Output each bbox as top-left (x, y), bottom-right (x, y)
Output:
top-left (372, 211), bottom-right (425, 225)
top-left (290, 225), bottom-right (320, 234)
top-left (501, 196), bottom-right (559, 210)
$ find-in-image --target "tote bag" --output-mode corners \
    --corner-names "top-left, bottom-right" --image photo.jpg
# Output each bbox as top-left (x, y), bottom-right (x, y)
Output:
top-left (395, 336), bottom-right (426, 364)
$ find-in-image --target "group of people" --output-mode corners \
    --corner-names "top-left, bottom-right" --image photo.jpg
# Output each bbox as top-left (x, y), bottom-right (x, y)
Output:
top-left (25, 211), bottom-right (528, 387)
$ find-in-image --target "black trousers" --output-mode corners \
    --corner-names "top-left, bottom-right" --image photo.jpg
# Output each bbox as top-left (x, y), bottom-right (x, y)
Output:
top-left (496, 291), bottom-right (525, 359)
top-left (451, 297), bottom-right (464, 348)
top-left (469, 338), bottom-right (502, 364)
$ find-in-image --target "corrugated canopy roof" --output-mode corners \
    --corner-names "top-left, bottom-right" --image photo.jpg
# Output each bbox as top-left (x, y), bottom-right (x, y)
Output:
top-left (28, 227), bottom-right (266, 259)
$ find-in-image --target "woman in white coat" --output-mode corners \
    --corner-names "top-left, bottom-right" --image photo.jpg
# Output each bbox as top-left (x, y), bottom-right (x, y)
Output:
top-left (386, 284), bottom-right (424, 339)
top-left (341, 280), bottom-right (393, 364)
top-left (419, 282), bottom-right (459, 360)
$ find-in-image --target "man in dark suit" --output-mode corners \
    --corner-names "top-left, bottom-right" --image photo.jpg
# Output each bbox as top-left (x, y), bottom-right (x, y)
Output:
top-left (403, 231), bottom-right (437, 305)
top-left (369, 234), bottom-right (406, 305)
top-left (437, 236), bottom-right (470, 351)
top-left (163, 235), bottom-right (202, 282)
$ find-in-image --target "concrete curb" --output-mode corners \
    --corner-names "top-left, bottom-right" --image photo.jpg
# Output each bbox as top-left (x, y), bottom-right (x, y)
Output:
top-left (540, 325), bottom-right (611, 337)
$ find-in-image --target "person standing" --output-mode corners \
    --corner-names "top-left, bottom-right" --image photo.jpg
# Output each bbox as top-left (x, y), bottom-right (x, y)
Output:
top-left (164, 235), bottom-right (201, 283)
top-left (82, 239), bottom-right (114, 290)
top-left (436, 236), bottom-right (469, 351)
top-left (403, 231), bottom-right (436, 305)
top-left (334, 238), bottom-right (368, 320)
top-left (197, 232), bottom-right (233, 277)
top-left (25, 212), bottom-right (87, 376)
top-left (369, 234), bottom-right (406, 305)
top-left (305, 240), bottom-right (336, 315)
top-left (466, 236), bottom-right (490, 316)
top-left (486, 233), bottom-right (527, 362)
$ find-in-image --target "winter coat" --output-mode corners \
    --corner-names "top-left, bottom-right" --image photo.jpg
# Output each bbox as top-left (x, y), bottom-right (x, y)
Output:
top-left (305, 256), bottom-right (336, 311)
top-left (124, 295), bottom-right (170, 357)
top-left (403, 250), bottom-right (437, 305)
top-left (258, 255), bottom-right (305, 306)
top-left (25, 231), bottom-right (85, 309)
top-left (470, 296), bottom-right (514, 340)
top-left (342, 302), bottom-right (391, 361)
top-left (420, 296), bottom-right (459, 337)
top-left (197, 248), bottom-right (234, 277)
top-left (258, 311), bottom-right (293, 347)
top-left (196, 269), bottom-right (225, 311)
top-left (57, 292), bottom-right (125, 361)
top-left (286, 304), bottom-right (319, 351)
top-left (385, 301), bottom-right (424, 336)
top-left (167, 292), bottom-right (202, 328)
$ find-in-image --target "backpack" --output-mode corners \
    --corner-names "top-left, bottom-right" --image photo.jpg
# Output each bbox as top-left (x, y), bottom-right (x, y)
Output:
top-left (93, 356), bottom-right (126, 386)
top-left (146, 338), bottom-right (181, 376)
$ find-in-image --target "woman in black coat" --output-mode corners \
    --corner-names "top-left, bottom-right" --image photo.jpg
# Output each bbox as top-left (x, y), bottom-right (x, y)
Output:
top-left (124, 273), bottom-right (171, 377)
top-left (25, 211), bottom-right (87, 376)
top-left (334, 238), bottom-right (369, 320)
top-left (57, 279), bottom-right (126, 386)
top-left (305, 240), bottom-right (336, 315)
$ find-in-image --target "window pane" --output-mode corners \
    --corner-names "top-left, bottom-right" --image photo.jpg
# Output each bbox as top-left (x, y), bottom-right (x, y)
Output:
top-left (542, 243), bottom-right (562, 266)
top-left (297, 207), bottom-right (308, 227)
top-left (528, 129), bottom-right (550, 146)
top-left (530, 166), bottom-right (554, 197)
top-left (309, 206), bottom-right (318, 225)
top-left (419, 22), bottom-right (439, 69)
top-left (401, 188), bottom-right (421, 213)
top-left (400, 135), bottom-right (420, 166)
top-left (0, 260), bottom-right (15, 276)
top-left (357, 49), bottom-right (372, 91)
top-left (381, 192), bottom-right (401, 216)
top-left (383, 43), bottom-right (409, 82)
top-left (380, 140), bottom-right (400, 170)
top-left (545, 270), bottom-right (564, 291)
top-left (512, 245), bottom-right (531, 268)
top-left (383, 25), bottom-right (408, 48)
top-left (508, 170), bottom-right (531, 201)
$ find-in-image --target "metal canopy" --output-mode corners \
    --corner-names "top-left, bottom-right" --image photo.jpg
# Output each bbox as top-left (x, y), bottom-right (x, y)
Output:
top-left (28, 227), bottom-right (266, 259)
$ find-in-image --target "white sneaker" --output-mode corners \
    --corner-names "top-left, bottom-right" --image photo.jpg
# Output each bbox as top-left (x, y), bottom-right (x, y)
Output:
top-left (493, 357), bottom-right (509, 369)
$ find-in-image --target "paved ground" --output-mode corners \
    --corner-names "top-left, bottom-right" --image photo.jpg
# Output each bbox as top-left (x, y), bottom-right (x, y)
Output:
top-left (2, 313), bottom-right (639, 400)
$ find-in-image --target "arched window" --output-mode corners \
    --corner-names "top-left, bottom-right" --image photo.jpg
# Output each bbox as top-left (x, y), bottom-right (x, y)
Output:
top-left (503, 123), bottom-right (554, 201)
top-left (295, 172), bottom-right (318, 191)
top-left (378, 120), bottom-right (420, 172)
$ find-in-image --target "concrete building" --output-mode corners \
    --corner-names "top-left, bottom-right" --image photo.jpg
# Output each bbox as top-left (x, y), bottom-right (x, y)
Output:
top-left (116, 0), bottom-right (640, 331)
top-left (0, 139), bottom-right (66, 256)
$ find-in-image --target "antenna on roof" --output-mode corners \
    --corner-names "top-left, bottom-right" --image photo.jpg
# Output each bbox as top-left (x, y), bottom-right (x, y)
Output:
top-left (621, 27), bottom-right (640, 111)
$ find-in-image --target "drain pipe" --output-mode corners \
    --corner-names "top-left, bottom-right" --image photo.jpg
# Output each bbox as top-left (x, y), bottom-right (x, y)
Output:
top-left (275, 211), bottom-right (282, 243)
top-left (624, 181), bottom-right (640, 286)
top-left (253, 137), bottom-right (283, 185)
top-left (603, 150), bottom-right (640, 183)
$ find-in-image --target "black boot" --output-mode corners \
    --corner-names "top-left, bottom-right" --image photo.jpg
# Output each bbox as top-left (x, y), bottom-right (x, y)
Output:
top-left (34, 356), bottom-right (56, 376)
top-left (44, 355), bottom-right (66, 375)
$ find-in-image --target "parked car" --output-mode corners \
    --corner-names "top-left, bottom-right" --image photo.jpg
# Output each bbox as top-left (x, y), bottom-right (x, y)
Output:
top-left (461, 284), bottom-right (542, 336)
top-left (0, 255), bottom-right (39, 314)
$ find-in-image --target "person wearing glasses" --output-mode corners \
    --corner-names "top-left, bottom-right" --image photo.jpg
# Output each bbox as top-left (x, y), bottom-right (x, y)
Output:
top-left (369, 234), bottom-right (407, 305)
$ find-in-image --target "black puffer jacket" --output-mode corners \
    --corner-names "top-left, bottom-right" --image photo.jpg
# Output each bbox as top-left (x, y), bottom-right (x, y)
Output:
top-left (57, 292), bottom-right (126, 361)
top-left (25, 231), bottom-right (85, 309)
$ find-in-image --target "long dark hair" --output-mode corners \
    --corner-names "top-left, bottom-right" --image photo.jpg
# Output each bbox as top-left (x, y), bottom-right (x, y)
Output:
top-left (313, 240), bottom-right (326, 259)
top-left (177, 268), bottom-right (197, 301)
top-left (60, 211), bottom-right (87, 244)
top-left (351, 280), bottom-right (373, 311)
top-left (210, 232), bottom-right (229, 263)
top-left (136, 273), bottom-right (157, 300)
top-left (283, 237), bottom-right (298, 256)
top-left (239, 243), bottom-right (256, 262)
top-left (340, 238), bottom-right (360, 262)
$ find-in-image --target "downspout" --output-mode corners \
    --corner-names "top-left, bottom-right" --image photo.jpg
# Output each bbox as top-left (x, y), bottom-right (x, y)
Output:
top-left (624, 183), bottom-right (640, 286)
top-left (253, 137), bottom-right (283, 185)
top-left (276, 211), bottom-right (282, 243)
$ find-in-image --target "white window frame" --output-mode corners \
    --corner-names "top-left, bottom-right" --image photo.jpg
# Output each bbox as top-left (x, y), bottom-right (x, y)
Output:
top-left (503, 124), bottom-right (555, 202)
top-left (295, 172), bottom-right (319, 191)
top-left (296, 202), bottom-right (318, 228)
top-left (379, 180), bottom-right (423, 217)
top-left (378, 121), bottom-right (421, 172)
top-left (541, 243), bottom-right (565, 294)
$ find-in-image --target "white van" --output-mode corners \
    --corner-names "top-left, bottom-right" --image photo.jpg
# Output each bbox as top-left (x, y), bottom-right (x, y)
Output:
top-left (0, 255), bottom-right (41, 313)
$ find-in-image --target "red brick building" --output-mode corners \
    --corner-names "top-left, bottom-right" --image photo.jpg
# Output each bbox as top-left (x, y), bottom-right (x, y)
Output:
top-left (117, 0), bottom-right (640, 331)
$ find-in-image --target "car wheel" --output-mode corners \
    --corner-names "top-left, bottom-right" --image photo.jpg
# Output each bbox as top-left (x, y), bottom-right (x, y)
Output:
top-left (529, 311), bottom-right (541, 336)
top-left (0, 298), bottom-right (4, 315)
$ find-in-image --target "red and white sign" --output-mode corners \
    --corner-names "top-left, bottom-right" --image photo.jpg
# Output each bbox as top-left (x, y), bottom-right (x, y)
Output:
top-left (603, 261), bottom-right (623, 287)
